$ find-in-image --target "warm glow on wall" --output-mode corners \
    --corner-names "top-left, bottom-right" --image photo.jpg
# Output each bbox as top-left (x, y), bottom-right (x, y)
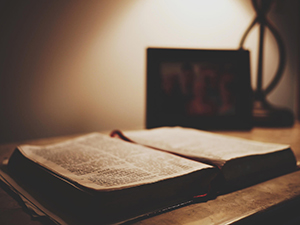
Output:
top-left (0, 0), bottom-right (298, 143)
top-left (83, 0), bottom-right (253, 130)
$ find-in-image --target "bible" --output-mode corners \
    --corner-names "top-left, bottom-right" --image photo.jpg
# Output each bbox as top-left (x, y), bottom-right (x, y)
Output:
top-left (1, 127), bottom-right (297, 225)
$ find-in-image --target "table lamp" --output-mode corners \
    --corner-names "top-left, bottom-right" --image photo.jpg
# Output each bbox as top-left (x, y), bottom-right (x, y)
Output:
top-left (239, 0), bottom-right (294, 127)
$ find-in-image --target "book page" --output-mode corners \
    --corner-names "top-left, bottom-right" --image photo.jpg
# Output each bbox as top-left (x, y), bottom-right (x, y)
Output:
top-left (17, 133), bottom-right (211, 191)
top-left (123, 127), bottom-right (290, 163)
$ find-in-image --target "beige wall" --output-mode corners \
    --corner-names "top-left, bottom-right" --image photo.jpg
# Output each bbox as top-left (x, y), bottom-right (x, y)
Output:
top-left (0, 0), bottom-right (299, 143)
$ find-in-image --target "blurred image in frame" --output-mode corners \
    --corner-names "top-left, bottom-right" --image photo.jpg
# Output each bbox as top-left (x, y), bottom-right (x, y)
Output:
top-left (160, 61), bottom-right (237, 117)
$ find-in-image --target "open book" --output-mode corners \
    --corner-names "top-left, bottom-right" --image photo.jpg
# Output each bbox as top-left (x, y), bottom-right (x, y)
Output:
top-left (2, 127), bottom-right (297, 224)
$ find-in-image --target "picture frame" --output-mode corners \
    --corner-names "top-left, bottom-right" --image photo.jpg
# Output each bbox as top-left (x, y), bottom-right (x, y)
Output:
top-left (146, 48), bottom-right (253, 130)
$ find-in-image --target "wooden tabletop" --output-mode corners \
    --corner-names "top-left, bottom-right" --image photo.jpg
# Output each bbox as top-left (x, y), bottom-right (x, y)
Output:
top-left (1, 123), bottom-right (300, 225)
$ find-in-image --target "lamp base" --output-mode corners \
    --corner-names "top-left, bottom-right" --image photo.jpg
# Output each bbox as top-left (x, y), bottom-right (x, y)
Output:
top-left (253, 99), bottom-right (294, 127)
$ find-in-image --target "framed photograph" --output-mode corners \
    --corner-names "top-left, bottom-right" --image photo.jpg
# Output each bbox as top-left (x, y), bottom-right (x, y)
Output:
top-left (146, 48), bottom-right (253, 130)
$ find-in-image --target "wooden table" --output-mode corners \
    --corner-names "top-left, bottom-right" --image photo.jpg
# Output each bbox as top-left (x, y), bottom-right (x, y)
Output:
top-left (1, 123), bottom-right (300, 225)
